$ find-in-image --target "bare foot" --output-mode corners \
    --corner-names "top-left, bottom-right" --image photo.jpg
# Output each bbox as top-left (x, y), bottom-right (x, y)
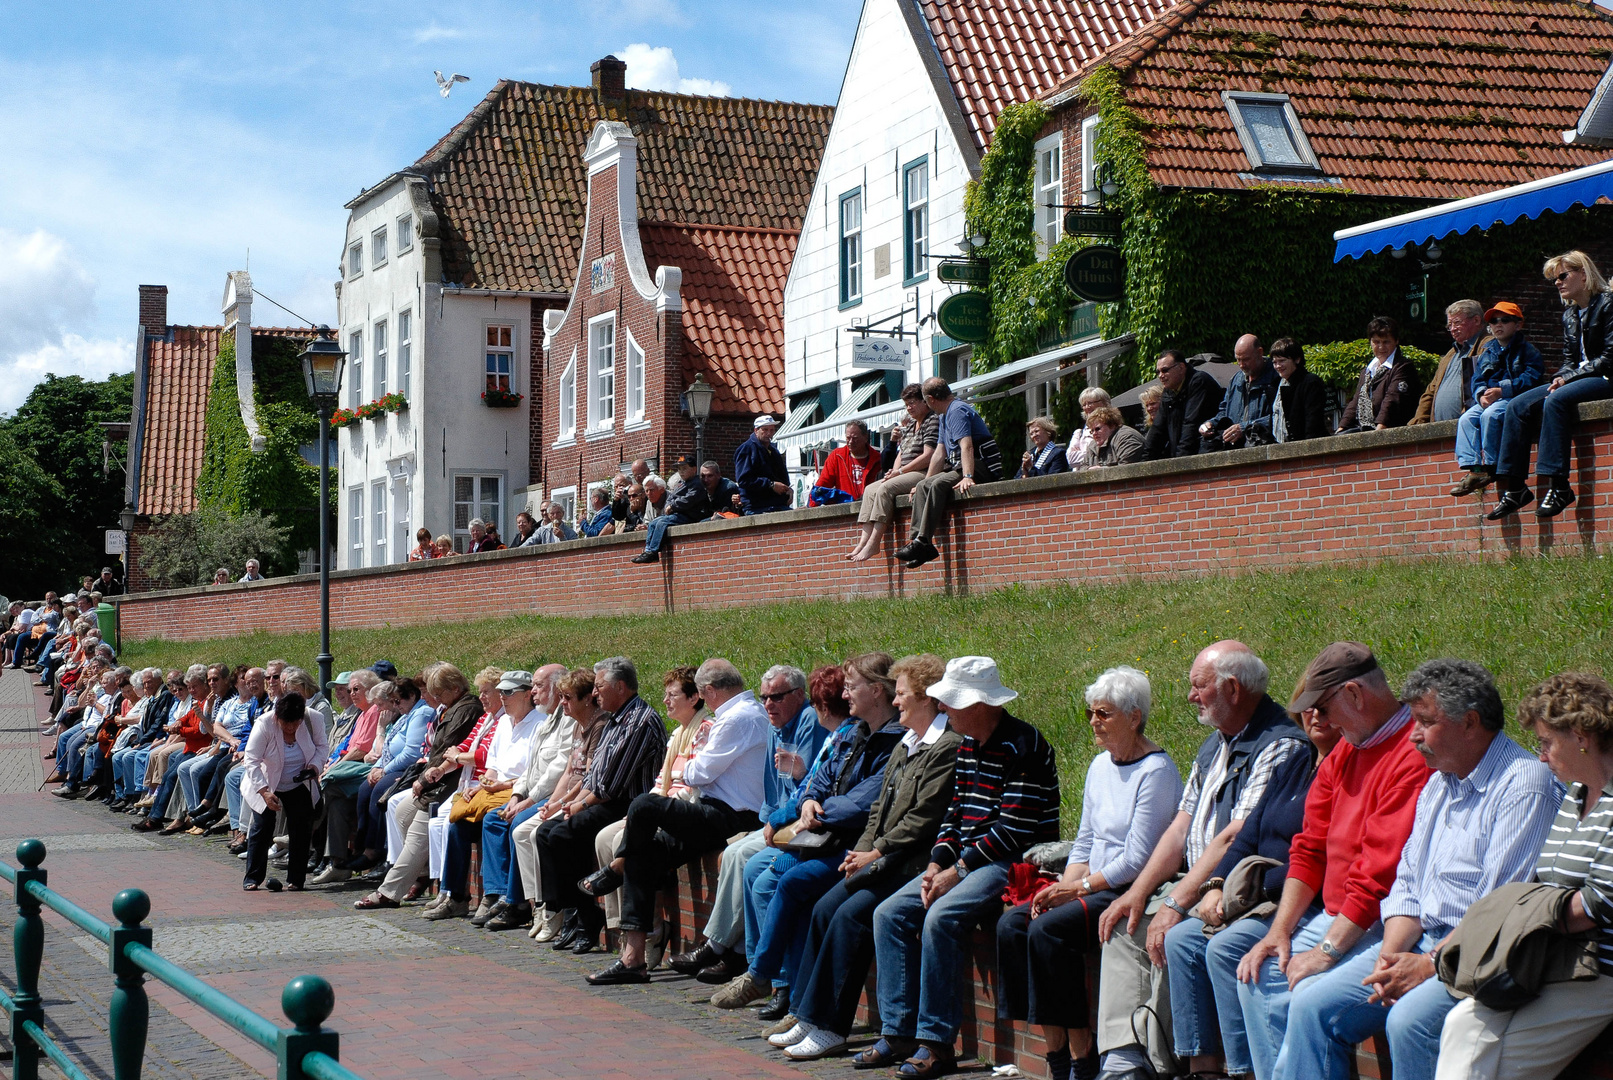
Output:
top-left (849, 547), bottom-right (874, 563)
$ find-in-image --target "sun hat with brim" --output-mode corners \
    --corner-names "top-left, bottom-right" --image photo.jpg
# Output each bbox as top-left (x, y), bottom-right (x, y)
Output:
top-left (497, 670), bottom-right (534, 692)
top-left (927, 656), bottom-right (1019, 710)
top-left (1484, 301), bottom-right (1525, 324)
top-left (1289, 641), bottom-right (1380, 712)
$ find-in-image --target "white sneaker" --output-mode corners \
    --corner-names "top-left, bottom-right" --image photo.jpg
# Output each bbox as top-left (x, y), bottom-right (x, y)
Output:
top-left (769, 1021), bottom-right (814, 1048)
top-left (783, 1029), bottom-right (846, 1060)
top-left (533, 908), bottom-right (565, 942)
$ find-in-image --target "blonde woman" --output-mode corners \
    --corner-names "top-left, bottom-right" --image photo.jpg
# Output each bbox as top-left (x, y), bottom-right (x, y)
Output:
top-left (1066, 386), bottom-right (1113, 470)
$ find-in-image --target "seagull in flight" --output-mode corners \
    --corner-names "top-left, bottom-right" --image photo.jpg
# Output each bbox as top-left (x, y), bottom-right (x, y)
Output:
top-left (434, 71), bottom-right (471, 98)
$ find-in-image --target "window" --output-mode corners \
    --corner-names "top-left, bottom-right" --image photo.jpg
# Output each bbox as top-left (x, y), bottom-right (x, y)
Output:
top-left (1026, 380), bottom-right (1053, 420)
top-left (347, 241), bottom-right (362, 278)
top-left (1035, 132), bottom-right (1063, 253)
top-left (392, 476), bottom-right (411, 561)
top-left (348, 486), bottom-right (364, 564)
top-left (373, 319), bottom-right (388, 397)
top-left (397, 310), bottom-right (411, 391)
top-left (550, 486), bottom-right (577, 524)
top-left (349, 329), bottom-right (363, 407)
top-left (396, 214), bottom-right (413, 252)
top-left (453, 474), bottom-right (501, 553)
top-left (558, 349), bottom-right (576, 440)
top-left (371, 479), bottom-right (387, 564)
top-left (903, 160), bottom-right (928, 283)
top-left (371, 226), bottom-right (388, 267)
top-left (485, 325), bottom-right (513, 393)
top-left (839, 190), bottom-right (862, 307)
top-left (588, 315), bottom-right (615, 431)
top-left (626, 333), bottom-right (645, 423)
top-left (1222, 91), bottom-right (1321, 173)
top-left (1080, 115), bottom-right (1101, 205)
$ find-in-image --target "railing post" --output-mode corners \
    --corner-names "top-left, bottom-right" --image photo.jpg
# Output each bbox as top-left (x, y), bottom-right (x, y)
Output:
top-left (276, 975), bottom-right (338, 1080)
top-left (107, 889), bottom-right (151, 1080)
top-left (10, 841), bottom-right (46, 1080)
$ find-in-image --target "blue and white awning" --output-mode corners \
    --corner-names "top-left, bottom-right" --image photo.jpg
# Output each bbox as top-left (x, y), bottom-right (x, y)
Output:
top-left (1333, 157), bottom-right (1613, 263)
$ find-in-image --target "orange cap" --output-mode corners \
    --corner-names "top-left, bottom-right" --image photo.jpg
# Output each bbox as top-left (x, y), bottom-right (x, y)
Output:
top-left (1484, 301), bottom-right (1524, 324)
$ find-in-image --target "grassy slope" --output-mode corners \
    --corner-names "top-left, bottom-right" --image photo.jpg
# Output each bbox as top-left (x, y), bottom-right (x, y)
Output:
top-left (122, 558), bottom-right (1613, 826)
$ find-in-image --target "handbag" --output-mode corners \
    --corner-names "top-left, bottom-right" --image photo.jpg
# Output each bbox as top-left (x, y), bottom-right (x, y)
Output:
top-left (773, 823), bottom-right (835, 854)
top-left (845, 854), bottom-right (897, 894)
top-left (448, 786), bottom-right (514, 824)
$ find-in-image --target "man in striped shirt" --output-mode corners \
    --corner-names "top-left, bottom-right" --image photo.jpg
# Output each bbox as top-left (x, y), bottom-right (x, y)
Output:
top-left (1278, 659), bottom-right (1559, 1080)
top-left (863, 657), bottom-right (1059, 1077)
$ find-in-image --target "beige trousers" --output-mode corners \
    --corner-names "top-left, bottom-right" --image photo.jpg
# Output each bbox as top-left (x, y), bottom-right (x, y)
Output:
top-left (145, 739), bottom-right (184, 785)
top-left (594, 818), bottom-right (629, 929)
top-left (857, 470), bottom-right (924, 524)
top-left (377, 796), bottom-right (429, 902)
top-left (1096, 900), bottom-right (1175, 1076)
top-left (513, 811), bottom-right (547, 909)
top-left (1436, 973), bottom-right (1613, 1080)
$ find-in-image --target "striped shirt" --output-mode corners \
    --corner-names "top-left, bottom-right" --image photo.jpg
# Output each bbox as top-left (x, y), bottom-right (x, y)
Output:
top-left (1381, 733), bottom-right (1561, 937)
top-left (582, 695), bottom-right (668, 804)
top-left (1179, 735), bottom-right (1310, 866)
top-left (931, 712), bottom-right (1060, 872)
top-left (1535, 779), bottom-right (1613, 976)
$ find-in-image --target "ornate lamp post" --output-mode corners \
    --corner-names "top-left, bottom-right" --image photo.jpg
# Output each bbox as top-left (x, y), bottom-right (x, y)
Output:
top-left (684, 372), bottom-right (715, 466)
top-left (299, 328), bottom-right (346, 693)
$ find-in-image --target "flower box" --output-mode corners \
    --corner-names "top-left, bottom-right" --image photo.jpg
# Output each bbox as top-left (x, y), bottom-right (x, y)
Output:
top-left (482, 388), bottom-right (524, 408)
top-left (329, 408), bottom-right (361, 429)
top-left (376, 392), bottom-right (409, 414)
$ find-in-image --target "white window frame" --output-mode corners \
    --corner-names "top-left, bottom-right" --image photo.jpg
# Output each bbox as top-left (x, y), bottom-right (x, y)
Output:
top-left (349, 329), bottom-right (364, 407)
top-left (373, 318), bottom-right (388, 398)
top-left (839, 189), bottom-right (863, 307)
top-left (1026, 380), bottom-right (1054, 420)
top-left (485, 324), bottom-right (514, 394)
top-left (347, 241), bottom-right (362, 278)
top-left (1080, 115), bottom-right (1101, 206)
top-left (348, 486), bottom-right (364, 564)
top-left (452, 473), bottom-right (502, 553)
top-left (625, 331), bottom-right (646, 425)
top-left (1035, 132), bottom-right (1063, 254)
top-left (557, 348), bottom-right (577, 443)
top-left (1222, 91), bottom-right (1322, 174)
top-left (587, 313), bottom-right (616, 434)
top-left (391, 474), bottom-right (411, 562)
top-left (371, 479), bottom-right (388, 565)
top-left (396, 309), bottom-right (411, 393)
top-left (371, 226), bottom-right (388, 267)
top-left (396, 214), bottom-right (413, 252)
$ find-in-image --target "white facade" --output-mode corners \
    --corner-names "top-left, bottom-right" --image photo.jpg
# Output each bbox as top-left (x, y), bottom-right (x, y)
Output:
top-left (334, 176), bottom-right (543, 568)
top-left (780, 0), bottom-right (985, 466)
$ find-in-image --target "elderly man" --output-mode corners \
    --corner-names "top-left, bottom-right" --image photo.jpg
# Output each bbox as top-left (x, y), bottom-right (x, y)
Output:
top-left (641, 476), bottom-right (667, 522)
top-left (535, 657), bottom-right (667, 951)
top-left (98, 567), bottom-right (123, 596)
top-left (535, 502), bottom-right (577, 544)
top-left (736, 415), bottom-right (792, 514)
top-left (629, 457), bottom-right (666, 491)
top-left (586, 659), bottom-right (769, 984)
top-left (238, 559), bottom-right (264, 582)
top-left (109, 668), bottom-right (172, 804)
top-left (895, 378), bottom-right (1004, 570)
top-left (1212, 643), bottom-right (1431, 1080)
top-left (813, 419), bottom-right (882, 503)
top-left (579, 488), bottom-right (614, 537)
top-left (1094, 641), bottom-right (1311, 1080)
top-left (1274, 659), bottom-right (1558, 1080)
top-left (630, 461), bottom-right (742, 564)
top-left (666, 453), bottom-right (699, 494)
top-left (670, 664), bottom-right (829, 983)
top-left (1411, 300), bottom-right (1490, 425)
top-left (1146, 349), bottom-right (1225, 460)
top-left (611, 485), bottom-right (650, 534)
top-left (1200, 336), bottom-right (1279, 452)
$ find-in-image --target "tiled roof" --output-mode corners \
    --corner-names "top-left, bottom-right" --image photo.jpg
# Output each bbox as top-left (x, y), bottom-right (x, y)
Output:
top-left (640, 223), bottom-right (797, 416)
top-left (1058, 0), bottom-right (1613, 197)
top-left (410, 83), bottom-right (833, 293)
top-left (919, 0), bottom-right (1178, 149)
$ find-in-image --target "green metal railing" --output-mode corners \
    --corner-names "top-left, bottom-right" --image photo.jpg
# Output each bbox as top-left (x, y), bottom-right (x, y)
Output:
top-left (0, 839), bottom-right (364, 1080)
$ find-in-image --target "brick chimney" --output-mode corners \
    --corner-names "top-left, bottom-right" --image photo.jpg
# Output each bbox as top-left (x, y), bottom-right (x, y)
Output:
top-left (138, 285), bottom-right (168, 335)
top-left (592, 55), bottom-right (627, 106)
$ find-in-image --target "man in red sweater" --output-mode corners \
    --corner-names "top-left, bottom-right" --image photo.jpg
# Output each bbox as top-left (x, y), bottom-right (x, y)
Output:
top-left (810, 419), bottom-right (882, 504)
top-left (1220, 642), bottom-right (1430, 1080)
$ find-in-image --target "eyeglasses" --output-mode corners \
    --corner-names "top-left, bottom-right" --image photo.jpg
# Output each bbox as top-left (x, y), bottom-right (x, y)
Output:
top-left (1085, 706), bottom-right (1118, 721)
top-left (1555, 270), bottom-right (1579, 283)
top-left (1487, 316), bottom-right (1519, 325)
top-left (759, 691), bottom-right (797, 703)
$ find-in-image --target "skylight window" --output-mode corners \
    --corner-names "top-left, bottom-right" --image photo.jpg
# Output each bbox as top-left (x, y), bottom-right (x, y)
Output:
top-left (1222, 91), bottom-right (1322, 174)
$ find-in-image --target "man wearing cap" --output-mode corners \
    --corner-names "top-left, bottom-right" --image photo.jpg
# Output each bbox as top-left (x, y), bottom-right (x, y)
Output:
top-left (1450, 302), bottom-right (1544, 497)
top-left (98, 568), bottom-right (123, 596)
top-left (1214, 643), bottom-right (1430, 1080)
top-left (1411, 300), bottom-right (1491, 426)
top-left (1095, 641), bottom-right (1311, 1080)
top-left (666, 454), bottom-right (699, 495)
top-left (735, 415), bottom-right (792, 515)
top-left (861, 656), bottom-right (1059, 1076)
top-left (630, 461), bottom-right (742, 564)
top-left (1275, 658), bottom-right (1558, 1080)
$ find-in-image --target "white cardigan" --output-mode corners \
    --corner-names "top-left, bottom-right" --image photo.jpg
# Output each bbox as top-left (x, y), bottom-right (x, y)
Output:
top-left (241, 716), bottom-right (326, 816)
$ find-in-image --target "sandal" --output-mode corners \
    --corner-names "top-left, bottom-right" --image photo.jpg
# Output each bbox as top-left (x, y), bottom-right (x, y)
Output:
top-left (852, 1037), bottom-right (915, 1069)
top-left (577, 866), bottom-right (623, 897)
top-left (353, 892), bottom-right (401, 910)
top-left (242, 881), bottom-right (260, 891)
top-left (894, 1044), bottom-right (955, 1078)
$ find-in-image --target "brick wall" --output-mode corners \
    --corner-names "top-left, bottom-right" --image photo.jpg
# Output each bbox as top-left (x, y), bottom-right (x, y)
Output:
top-left (137, 285), bottom-right (167, 336)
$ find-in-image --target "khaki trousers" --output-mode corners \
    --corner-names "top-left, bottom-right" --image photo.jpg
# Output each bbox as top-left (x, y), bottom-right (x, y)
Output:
top-left (857, 470), bottom-right (924, 524)
top-left (1097, 900), bottom-right (1175, 1076)
top-left (377, 796), bottom-right (429, 902)
top-left (1436, 973), bottom-right (1613, 1080)
top-left (146, 740), bottom-right (183, 785)
top-left (909, 469), bottom-right (963, 541)
top-left (594, 818), bottom-right (629, 929)
top-left (513, 811), bottom-right (547, 909)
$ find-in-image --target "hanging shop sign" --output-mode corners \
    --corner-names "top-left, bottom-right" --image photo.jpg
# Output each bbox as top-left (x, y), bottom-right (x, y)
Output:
top-left (1063, 244), bottom-right (1126, 304)
top-left (936, 260), bottom-right (989, 285)
top-left (936, 292), bottom-right (991, 344)
top-left (851, 337), bottom-right (913, 371)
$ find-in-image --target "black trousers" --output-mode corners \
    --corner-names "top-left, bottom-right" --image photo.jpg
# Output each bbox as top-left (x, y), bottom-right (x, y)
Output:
top-left (354, 767), bottom-right (405, 854)
top-left (535, 800), bottom-right (627, 926)
top-left (994, 889), bottom-right (1116, 1029)
top-left (791, 872), bottom-right (908, 1034)
top-left (619, 793), bottom-right (757, 933)
top-left (244, 786), bottom-right (315, 889)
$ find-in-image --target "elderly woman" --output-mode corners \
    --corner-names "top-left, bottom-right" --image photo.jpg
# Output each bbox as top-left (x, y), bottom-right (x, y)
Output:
top-left (1017, 416), bottom-right (1070, 478)
top-left (524, 669), bottom-right (608, 940)
top-left (346, 677), bottom-right (431, 872)
top-left (211, 568), bottom-right (230, 585)
top-left (1269, 337), bottom-right (1329, 443)
top-left (241, 693), bottom-right (326, 891)
top-left (1066, 387), bottom-right (1113, 470)
top-left (1088, 406), bottom-right (1146, 467)
top-left (433, 534), bottom-right (453, 557)
top-left (135, 665), bottom-right (211, 832)
top-left (849, 383), bottom-right (938, 562)
top-left (1436, 672), bottom-right (1613, 1080)
top-left (407, 527), bottom-right (437, 561)
top-left (994, 667), bottom-right (1182, 1080)
top-left (418, 667), bottom-right (507, 916)
top-left (772, 654), bottom-right (964, 1060)
top-left (1339, 315), bottom-right (1419, 433)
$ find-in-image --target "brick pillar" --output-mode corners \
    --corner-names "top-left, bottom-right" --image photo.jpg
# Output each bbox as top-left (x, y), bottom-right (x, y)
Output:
top-left (138, 285), bottom-right (167, 336)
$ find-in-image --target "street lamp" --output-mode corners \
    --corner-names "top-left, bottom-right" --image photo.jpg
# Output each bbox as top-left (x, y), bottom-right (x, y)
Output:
top-left (299, 327), bottom-right (346, 693)
top-left (684, 372), bottom-right (715, 465)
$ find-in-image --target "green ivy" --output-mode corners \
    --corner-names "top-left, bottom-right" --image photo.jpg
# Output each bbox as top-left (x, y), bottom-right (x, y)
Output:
top-left (1304, 339), bottom-right (1442, 392)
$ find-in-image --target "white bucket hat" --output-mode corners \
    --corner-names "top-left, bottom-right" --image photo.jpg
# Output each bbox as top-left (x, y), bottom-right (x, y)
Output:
top-left (927, 656), bottom-right (1018, 710)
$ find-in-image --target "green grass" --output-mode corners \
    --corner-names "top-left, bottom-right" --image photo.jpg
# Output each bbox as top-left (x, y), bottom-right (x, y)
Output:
top-left (121, 557), bottom-right (1613, 827)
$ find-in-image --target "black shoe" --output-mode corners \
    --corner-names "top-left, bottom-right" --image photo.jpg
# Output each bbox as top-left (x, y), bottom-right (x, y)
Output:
top-left (669, 942), bottom-right (721, 976)
top-left (1536, 484), bottom-right (1576, 518)
top-left (578, 866), bottom-right (623, 897)
top-left (696, 951), bottom-right (748, 984)
top-left (903, 539), bottom-right (939, 569)
top-left (571, 925), bottom-right (602, 954)
top-left (551, 909), bottom-right (581, 951)
top-left (472, 899), bottom-right (506, 928)
top-left (630, 551), bottom-right (660, 564)
top-left (586, 959), bottom-right (650, 985)
top-left (1485, 486), bottom-right (1534, 520)
top-left (107, 798), bottom-right (128, 812)
top-left (131, 819), bottom-right (162, 832)
top-left (757, 987), bottom-right (790, 1021)
top-left (485, 901), bottom-right (532, 931)
top-left (892, 540), bottom-right (921, 561)
top-left (343, 852), bottom-right (380, 873)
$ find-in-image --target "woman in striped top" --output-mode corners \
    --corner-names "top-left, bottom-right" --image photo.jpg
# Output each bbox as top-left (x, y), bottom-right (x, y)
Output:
top-left (1436, 672), bottom-right (1613, 1080)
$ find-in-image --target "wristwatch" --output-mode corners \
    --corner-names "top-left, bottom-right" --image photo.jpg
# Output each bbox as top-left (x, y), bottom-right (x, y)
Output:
top-left (955, 861), bottom-right (970, 880)
top-left (1319, 938), bottom-right (1343, 963)
top-left (1161, 895), bottom-right (1191, 918)
top-left (1081, 876), bottom-right (1092, 895)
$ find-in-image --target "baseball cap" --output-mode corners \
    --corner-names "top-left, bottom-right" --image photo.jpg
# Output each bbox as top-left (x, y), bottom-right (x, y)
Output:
top-left (496, 670), bottom-right (534, 692)
top-left (1290, 642), bottom-right (1380, 712)
top-left (1484, 301), bottom-right (1524, 324)
top-left (370, 660), bottom-right (398, 681)
top-left (753, 414), bottom-right (779, 429)
top-left (331, 671), bottom-right (352, 686)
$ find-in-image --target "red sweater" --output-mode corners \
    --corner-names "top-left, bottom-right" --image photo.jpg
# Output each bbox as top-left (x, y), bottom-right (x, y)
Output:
top-left (816, 445), bottom-right (882, 500)
top-left (1285, 714), bottom-right (1430, 929)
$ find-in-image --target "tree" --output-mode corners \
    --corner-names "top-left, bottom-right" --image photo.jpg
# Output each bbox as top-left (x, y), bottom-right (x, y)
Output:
top-left (0, 427), bottom-right (67, 598)
top-left (137, 508), bottom-right (290, 590)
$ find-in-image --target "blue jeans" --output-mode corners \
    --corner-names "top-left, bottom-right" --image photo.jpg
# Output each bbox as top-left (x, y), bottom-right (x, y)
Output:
top-left (1166, 915), bottom-right (1261, 1067)
top-left (1455, 399), bottom-right (1509, 468)
top-left (481, 801), bottom-right (544, 902)
top-left (743, 846), bottom-right (799, 985)
top-left (1496, 375), bottom-right (1613, 481)
top-left (1199, 916), bottom-right (1272, 1075)
top-left (642, 512), bottom-right (699, 555)
top-left (177, 753), bottom-right (216, 812)
top-left (112, 746), bottom-right (141, 798)
top-left (873, 861), bottom-right (1011, 1044)
top-left (56, 726), bottom-right (89, 784)
top-left (226, 764), bottom-right (247, 828)
top-left (147, 751), bottom-right (192, 821)
top-left (1279, 931), bottom-right (1451, 1080)
top-left (751, 851), bottom-right (842, 986)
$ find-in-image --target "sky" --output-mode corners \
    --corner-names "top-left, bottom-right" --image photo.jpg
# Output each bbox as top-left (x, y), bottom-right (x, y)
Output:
top-left (0, 0), bottom-right (861, 414)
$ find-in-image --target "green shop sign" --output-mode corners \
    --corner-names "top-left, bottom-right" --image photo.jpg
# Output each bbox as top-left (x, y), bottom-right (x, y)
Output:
top-left (1063, 244), bottom-right (1126, 304)
top-left (936, 292), bottom-right (991, 343)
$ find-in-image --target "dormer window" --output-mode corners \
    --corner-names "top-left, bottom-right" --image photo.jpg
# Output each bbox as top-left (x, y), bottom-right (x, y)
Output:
top-left (1222, 91), bottom-right (1321, 174)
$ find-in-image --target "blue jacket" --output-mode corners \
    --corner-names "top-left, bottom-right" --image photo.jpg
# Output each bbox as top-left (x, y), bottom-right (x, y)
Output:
top-left (664, 476), bottom-right (743, 522)
top-left (580, 506), bottom-right (614, 537)
top-left (1471, 336), bottom-right (1545, 401)
top-left (734, 434), bottom-right (791, 513)
top-left (762, 704), bottom-right (831, 820)
top-left (1016, 442), bottom-right (1070, 479)
top-left (1212, 743), bottom-right (1317, 899)
top-left (1212, 362), bottom-right (1281, 439)
top-left (770, 714), bottom-right (904, 839)
top-left (381, 700), bottom-right (433, 772)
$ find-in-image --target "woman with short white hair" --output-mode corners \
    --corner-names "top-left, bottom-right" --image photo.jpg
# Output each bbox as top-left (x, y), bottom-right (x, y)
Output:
top-left (1066, 387), bottom-right (1113, 470)
top-left (995, 666), bottom-right (1182, 1080)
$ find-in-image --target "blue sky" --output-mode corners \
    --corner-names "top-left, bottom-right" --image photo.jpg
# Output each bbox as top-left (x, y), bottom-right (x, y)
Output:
top-left (0, 0), bottom-right (860, 412)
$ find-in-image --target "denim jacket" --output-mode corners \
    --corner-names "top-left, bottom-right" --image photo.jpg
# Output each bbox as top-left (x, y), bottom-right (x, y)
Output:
top-left (1471, 336), bottom-right (1544, 401)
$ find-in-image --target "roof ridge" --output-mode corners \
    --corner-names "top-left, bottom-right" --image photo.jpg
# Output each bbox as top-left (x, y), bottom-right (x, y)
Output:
top-left (413, 79), bottom-right (513, 172)
top-left (1054, 0), bottom-right (1213, 98)
top-left (489, 78), bottom-right (834, 113)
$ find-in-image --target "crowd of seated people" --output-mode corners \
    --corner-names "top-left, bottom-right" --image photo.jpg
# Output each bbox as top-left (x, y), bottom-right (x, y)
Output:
top-left (36, 637), bottom-right (1613, 1080)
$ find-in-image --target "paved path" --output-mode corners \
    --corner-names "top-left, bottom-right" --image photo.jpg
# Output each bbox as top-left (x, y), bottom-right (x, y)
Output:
top-left (0, 674), bottom-right (898, 1080)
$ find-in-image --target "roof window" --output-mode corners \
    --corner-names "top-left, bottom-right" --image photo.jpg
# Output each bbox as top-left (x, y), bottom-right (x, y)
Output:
top-left (1222, 91), bottom-right (1321, 174)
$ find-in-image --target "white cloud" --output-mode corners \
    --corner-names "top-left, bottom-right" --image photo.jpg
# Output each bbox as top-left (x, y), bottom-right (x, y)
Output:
top-left (2, 334), bottom-right (134, 413)
top-left (620, 43), bottom-right (732, 97)
top-left (411, 23), bottom-right (468, 44)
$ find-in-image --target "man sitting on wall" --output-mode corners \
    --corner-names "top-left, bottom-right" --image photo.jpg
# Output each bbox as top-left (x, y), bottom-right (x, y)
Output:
top-left (1146, 349), bottom-right (1224, 460)
top-left (642, 477), bottom-right (668, 522)
top-left (535, 503), bottom-right (577, 544)
top-left (1199, 336), bottom-right (1279, 453)
top-left (736, 415), bottom-right (793, 515)
top-left (1411, 300), bottom-right (1490, 426)
top-left (666, 454), bottom-right (699, 495)
top-left (629, 461), bottom-right (742, 564)
top-left (894, 378), bottom-right (1003, 571)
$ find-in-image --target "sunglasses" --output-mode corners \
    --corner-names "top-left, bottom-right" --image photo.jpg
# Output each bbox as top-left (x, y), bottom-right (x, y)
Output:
top-left (1555, 270), bottom-right (1579, 283)
top-left (1085, 706), bottom-right (1118, 720)
top-left (759, 691), bottom-right (797, 703)
top-left (1488, 315), bottom-right (1520, 324)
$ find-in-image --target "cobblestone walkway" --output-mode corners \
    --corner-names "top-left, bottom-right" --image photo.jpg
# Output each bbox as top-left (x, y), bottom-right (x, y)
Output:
top-left (0, 675), bottom-right (905, 1080)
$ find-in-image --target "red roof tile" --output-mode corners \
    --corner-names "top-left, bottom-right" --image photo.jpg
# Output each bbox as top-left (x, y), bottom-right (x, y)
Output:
top-left (640, 223), bottom-right (798, 416)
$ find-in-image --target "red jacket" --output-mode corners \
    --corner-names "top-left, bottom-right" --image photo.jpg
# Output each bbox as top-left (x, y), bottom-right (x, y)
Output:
top-left (816, 445), bottom-right (882, 500)
top-left (176, 702), bottom-right (213, 754)
top-left (1285, 712), bottom-right (1430, 929)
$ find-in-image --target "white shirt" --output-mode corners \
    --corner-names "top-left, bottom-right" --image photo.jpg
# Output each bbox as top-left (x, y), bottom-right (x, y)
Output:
top-left (485, 708), bottom-right (542, 781)
top-left (901, 712), bottom-right (950, 752)
top-left (682, 690), bottom-right (769, 812)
